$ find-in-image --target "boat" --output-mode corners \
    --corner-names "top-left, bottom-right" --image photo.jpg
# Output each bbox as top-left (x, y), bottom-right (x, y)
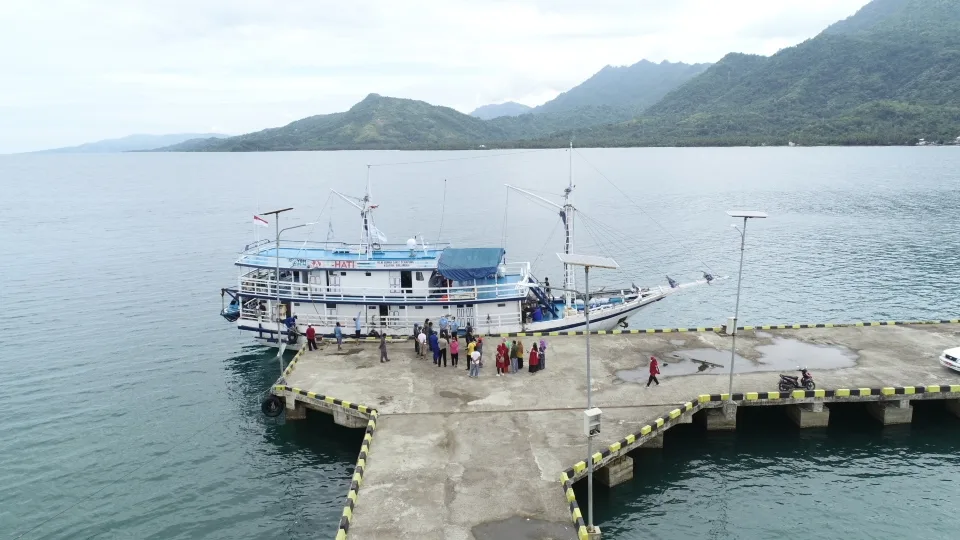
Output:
top-left (219, 150), bottom-right (712, 349)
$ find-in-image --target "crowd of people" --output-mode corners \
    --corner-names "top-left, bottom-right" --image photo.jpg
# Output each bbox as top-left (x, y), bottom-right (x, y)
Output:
top-left (414, 315), bottom-right (548, 377)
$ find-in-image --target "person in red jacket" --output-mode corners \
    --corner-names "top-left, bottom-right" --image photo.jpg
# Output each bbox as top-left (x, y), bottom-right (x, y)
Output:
top-left (306, 324), bottom-right (318, 351)
top-left (647, 355), bottom-right (660, 387)
top-left (529, 343), bottom-right (540, 373)
top-left (496, 339), bottom-right (509, 376)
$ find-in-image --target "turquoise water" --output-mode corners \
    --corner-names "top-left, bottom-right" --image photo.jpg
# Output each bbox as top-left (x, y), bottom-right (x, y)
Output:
top-left (1, 147), bottom-right (959, 538)
top-left (583, 402), bottom-right (960, 539)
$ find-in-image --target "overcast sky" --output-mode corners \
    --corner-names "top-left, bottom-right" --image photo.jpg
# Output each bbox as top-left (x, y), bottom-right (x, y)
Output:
top-left (0, 0), bottom-right (871, 153)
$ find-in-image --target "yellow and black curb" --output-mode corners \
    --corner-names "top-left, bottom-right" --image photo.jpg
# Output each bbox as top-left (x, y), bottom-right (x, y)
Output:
top-left (282, 346), bottom-right (307, 378)
top-left (558, 383), bottom-right (960, 539)
top-left (270, 383), bottom-right (379, 540)
top-left (501, 318), bottom-right (959, 338)
top-left (335, 409), bottom-right (378, 540)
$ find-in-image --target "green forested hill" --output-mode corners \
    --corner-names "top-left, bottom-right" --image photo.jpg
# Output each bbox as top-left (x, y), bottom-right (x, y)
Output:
top-left (163, 0), bottom-right (960, 151)
top-left (577, 0), bottom-right (960, 146)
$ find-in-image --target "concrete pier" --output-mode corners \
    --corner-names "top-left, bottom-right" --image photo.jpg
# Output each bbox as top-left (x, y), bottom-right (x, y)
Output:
top-left (596, 455), bottom-right (634, 487)
top-left (867, 400), bottom-right (914, 425)
top-left (787, 402), bottom-right (831, 428)
top-left (270, 323), bottom-right (960, 540)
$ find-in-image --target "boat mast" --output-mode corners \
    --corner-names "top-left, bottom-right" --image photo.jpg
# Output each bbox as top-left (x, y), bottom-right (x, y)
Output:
top-left (562, 141), bottom-right (575, 311)
top-left (331, 166), bottom-right (379, 260)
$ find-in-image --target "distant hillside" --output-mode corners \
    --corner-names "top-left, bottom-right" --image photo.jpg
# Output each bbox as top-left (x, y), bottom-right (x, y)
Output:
top-left (560, 0), bottom-right (960, 146)
top-left (533, 60), bottom-right (711, 116)
top-left (35, 133), bottom-right (228, 153)
top-left (470, 102), bottom-right (532, 120)
top-left (164, 94), bottom-right (518, 151)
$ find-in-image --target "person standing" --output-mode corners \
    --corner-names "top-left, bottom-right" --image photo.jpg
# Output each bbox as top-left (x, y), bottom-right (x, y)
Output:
top-left (465, 322), bottom-right (474, 344)
top-left (475, 337), bottom-right (484, 367)
top-left (516, 340), bottom-right (525, 371)
top-left (544, 277), bottom-right (551, 298)
top-left (354, 311), bottom-right (362, 340)
top-left (466, 339), bottom-right (476, 371)
top-left (417, 328), bottom-right (427, 358)
top-left (538, 339), bottom-right (547, 370)
top-left (306, 324), bottom-right (318, 351)
top-left (469, 349), bottom-right (481, 378)
top-left (450, 337), bottom-right (460, 367)
top-left (647, 355), bottom-right (660, 387)
top-left (334, 322), bottom-right (343, 351)
top-left (438, 334), bottom-right (449, 367)
top-left (413, 323), bottom-right (421, 354)
top-left (380, 333), bottom-right (390, 363)
top-left (429, 331), bottom-right (440, 365)
top-left (439, 314), bottom-right (449, 334)
top-left (496, 339), bottom-right (508, 376)
top-left (529, 343), bottom-right (539, 373)
top-left (450, 316), bottom-right (459, 338)
top-left (509, 340), bottom-right (518, 373)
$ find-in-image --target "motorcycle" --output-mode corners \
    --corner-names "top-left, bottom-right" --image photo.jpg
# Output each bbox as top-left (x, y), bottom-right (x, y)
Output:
top-left (779, 367), bottom-right (815, 391)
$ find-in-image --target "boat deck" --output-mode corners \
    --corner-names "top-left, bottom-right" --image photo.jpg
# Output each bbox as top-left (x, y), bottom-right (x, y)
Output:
top-left (279, 323), bottom-right (960, 539)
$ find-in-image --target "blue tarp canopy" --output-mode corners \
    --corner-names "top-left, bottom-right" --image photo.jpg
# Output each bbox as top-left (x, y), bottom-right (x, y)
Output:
top-left (437, 248), bottom-right (505, 281)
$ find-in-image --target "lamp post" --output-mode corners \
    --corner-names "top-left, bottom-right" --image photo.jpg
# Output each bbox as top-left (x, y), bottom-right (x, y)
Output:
top-left (259, 208), bottom-right (294, 378)
top-left (724, 210), bottom-right (767, 397)
top-left (557, 252), bottom-right (619, 538)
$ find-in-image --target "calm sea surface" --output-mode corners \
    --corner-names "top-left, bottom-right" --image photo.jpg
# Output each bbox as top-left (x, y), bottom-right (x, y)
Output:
top-left (1, 147), bottom-right (959, 539)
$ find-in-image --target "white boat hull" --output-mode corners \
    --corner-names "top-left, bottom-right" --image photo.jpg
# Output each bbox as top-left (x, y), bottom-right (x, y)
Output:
top-left (242, 290), bottom-right (664, 350)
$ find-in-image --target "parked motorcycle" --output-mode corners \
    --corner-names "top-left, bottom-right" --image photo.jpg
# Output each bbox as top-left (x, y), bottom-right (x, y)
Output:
top-left (779, 367), bottom-right (815, 391)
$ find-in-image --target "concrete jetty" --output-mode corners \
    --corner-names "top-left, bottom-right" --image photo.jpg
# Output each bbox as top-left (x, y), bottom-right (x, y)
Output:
top-left (272, 322), bottom-right (960, 540)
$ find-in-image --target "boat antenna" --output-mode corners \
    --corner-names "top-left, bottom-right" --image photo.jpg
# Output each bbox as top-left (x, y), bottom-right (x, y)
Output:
top-left (562, 141), bottom-right (576, 312)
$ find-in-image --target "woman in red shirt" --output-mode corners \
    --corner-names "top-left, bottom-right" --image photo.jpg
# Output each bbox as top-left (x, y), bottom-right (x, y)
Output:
top-left (529, 343), bottom-right (540, 373)
top-left (647, 356), bottom-right (660, 387)
top-left (496, 339), bottom-right (509, 376)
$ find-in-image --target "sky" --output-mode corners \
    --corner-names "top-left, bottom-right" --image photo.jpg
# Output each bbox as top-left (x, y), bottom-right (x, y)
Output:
top-left (0, 0), bottom-right (873, 153)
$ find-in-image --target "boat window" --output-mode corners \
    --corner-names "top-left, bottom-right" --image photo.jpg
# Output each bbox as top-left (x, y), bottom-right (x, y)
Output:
top-left (341, 272), bottom-right (347, 276)
top-left (415, 272), bottom-right (424, 281)
top-left (326, 303), bottom-right (336, 309)
top-left (498, 303), bottom-right (506, 307)
top-left (415, 306), bottom-right (423, 309)
top-left (365, 272), bottom-right (372, 276)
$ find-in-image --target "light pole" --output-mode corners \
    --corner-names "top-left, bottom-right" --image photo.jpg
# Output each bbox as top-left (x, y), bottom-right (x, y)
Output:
top-left (558, 252), bottom-right (619, 537)
top-left (259, 208), bottom-right (294, 377)
top-left (725, 210), bottom-right (767, 397)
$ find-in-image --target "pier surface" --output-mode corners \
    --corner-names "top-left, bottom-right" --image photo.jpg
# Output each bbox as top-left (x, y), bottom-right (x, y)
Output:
top-left (280, 324), bottom-right (960, 540)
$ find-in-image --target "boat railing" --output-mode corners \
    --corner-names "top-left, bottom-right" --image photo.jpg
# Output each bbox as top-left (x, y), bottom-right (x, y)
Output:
top-left (237, 276), bottom-right (527, 303)
top-left (240, 239), bottom-right (451, 256)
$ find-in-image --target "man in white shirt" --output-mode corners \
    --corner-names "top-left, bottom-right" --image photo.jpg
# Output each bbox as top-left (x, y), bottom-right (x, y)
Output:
top-left (417, 330), bottom-right (427, 358)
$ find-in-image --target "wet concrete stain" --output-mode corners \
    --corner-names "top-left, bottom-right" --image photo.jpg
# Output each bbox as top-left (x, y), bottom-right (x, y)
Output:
top-left (473, 516), bottom-right (576, 540)
top-left (617, 336), bottom-right (858, 382)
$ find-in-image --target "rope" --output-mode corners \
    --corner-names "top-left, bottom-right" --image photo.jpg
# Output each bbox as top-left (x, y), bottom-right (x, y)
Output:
top-left (574, 149), bottom-right (717, 273)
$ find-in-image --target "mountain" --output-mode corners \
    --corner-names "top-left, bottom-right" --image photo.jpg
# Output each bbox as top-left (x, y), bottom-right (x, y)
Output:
top-left (34, 133), bottom-right (228, 153)
top-left (470, 102), bottom-right (532, 120)
top-left (533, 60), bottom-right (711, 116)
top-left (165, 94), bottom-right (519, 151)
top-left (570, 0), bottom-right (960, 146)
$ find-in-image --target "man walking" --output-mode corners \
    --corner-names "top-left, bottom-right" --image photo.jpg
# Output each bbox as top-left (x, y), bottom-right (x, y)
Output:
top-left (334, 322), bottom-right (343, 351)
top-left (380, 333), bottom-right (390, 363)
top-left (647, 355), bottom-right (661, 387)
top-left (354, 312), bottom-right (362, 340)
top-left (306, 324), bottom-right (318, 351)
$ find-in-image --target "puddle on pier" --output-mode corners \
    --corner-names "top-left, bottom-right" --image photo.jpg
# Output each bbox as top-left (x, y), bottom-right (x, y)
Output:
top-left (616, 336), bottom-right (858, 381)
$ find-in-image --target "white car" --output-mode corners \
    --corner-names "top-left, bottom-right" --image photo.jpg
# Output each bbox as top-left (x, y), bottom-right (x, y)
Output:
top-left (940, 347), bottom-right (960, 372)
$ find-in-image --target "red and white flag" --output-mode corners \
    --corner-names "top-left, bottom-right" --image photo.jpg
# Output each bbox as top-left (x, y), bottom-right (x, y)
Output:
top-left (253, 215), bottom-right (269, 227)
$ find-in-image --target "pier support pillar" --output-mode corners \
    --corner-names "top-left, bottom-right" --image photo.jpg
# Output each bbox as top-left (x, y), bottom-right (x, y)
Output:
top-left (787, 402), bottom-right (830, 428)
top-left (284, 398), bottom-right (307, 421)
top-left (702, 403), bottom-right (737, 431)
top-left (641, 433), bottom-right (664, 449)
top-left (596, 455), bottom-right (633, 487)
top-left (867, 400), bottom-right (913, 425)
top-left (945, 399), bottom-right (960, 419)
top-left (333, 407), bottom-right (368, 429)
top-left (586, 526), bottom-right (602, 540)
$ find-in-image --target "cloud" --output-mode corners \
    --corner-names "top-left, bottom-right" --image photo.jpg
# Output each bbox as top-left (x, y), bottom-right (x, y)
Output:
top-left (0, 0), bottom-right (871, 152)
